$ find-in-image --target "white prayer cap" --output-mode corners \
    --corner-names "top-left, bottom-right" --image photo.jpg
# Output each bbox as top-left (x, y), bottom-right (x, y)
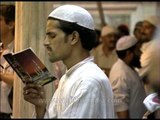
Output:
top-left (48, 5), bottom-right (95, 30)
top-left (101, 25), bottom-right (116, 37)
top-left (116, 36), bottom-right (138, 51)
top-left (144, 16), bottom-right (160, 26)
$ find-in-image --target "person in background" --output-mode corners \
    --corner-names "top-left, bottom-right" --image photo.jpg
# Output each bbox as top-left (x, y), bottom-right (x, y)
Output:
top-left (143, 17), bottom-right (160, 119)
top-left (133, 21), bottom-right (143, 42)
top-left (92, 25), bottom-right (118, 76)
top-left (109, 36), bottom-right (146, 118)
top-left (23, 5), bottom-right (115, 118)
top-left (0, 4), bottom-right (15, 119)
top-left (138, 16), bottom-right (159, 95)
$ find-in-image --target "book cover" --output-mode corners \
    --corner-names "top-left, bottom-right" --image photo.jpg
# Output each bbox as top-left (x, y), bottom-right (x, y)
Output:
top-left (3, 47), bottom-right (56, 86)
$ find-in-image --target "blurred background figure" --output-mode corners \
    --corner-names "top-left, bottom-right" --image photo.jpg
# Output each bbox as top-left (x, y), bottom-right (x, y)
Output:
top-left (143, 16), bottom-right (160, 119)
top-left (0, 4), bottom-right (15, 119)
top-left (91, 25), bottom-right (118, 76)
top-left (133, 21), bottom-right (143, 42)
top-left (117, 24), bottom-right (130, 39)
top-left (138, 16), bottom-right (159, 95)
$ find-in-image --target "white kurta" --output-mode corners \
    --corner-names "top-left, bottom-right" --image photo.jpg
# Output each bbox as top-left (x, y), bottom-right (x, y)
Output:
top-left (0, 41), bottom-right (14, 114)
top-left (109, 59), bottom-right (146, 118)
top-left (138, 39), bottom-right (157, 78)
top-left (44, 56), bottom-right (115, 118)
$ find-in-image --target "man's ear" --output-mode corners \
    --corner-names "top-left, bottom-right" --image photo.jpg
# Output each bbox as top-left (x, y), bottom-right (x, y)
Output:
top-left (127, 50), bottom-right (134, 59)
top-left (69, 31), bottom-right (79, 45)
top-left (8, 21), bottom-right (15, 30)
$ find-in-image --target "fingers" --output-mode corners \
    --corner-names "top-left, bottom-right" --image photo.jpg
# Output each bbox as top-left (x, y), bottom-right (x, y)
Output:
top-left (23, 87), bottom-right (42, 95)
top-left (23, 83), bottom-right (45, 99)
top-left (24, 82), bottom-right (41, 91)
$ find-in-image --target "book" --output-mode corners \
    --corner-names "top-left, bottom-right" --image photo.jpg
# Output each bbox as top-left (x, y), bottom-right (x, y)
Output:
top-left (3, 47), bottom-right (57, 86)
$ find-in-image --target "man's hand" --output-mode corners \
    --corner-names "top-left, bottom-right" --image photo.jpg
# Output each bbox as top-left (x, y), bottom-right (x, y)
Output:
top-left (23, 82), bottom-right (46, 118)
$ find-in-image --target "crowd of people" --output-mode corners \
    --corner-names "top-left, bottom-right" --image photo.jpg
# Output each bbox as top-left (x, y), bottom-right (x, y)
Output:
top-left (0, 3), bottom-right (159, 119)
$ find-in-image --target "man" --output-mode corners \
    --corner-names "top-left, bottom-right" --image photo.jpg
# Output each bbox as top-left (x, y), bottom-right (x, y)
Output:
top-left (109, 36), bottom-right (146, 118)
top-left (92, 25), bottom-right (118, 76)
top-left (0, 4), bottom-right (15, 119)
top-left (143, 40), bottom-right (160, 119)
top-left (138, 16), bottom-right (159, 95)
top-left (133, 21), bottom-right (143, 42)
top-left (143, 19), bottom-right (160, 119)
top-left (23, 5), bottom-right (115, 118)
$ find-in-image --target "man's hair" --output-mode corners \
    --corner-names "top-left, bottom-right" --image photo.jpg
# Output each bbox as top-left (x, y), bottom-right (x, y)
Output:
top-left (48, 17), bottom-right (97, 51)
top-left (133, 21), bottom-right (143, 34)
top-left (116, 44), bottom-right (136, 59)
top-left (0, 4), bottom-right (15, 24)
top-left (117, 24), bottom-right (130, 36)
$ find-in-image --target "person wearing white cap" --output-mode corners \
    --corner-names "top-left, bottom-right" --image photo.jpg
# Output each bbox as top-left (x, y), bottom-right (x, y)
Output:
top-left (23, 5), bottom-right (115, 118)
top-left (91, 25), bottom-right (118, 76)
top-left (109, 36), bottom-right (146, 118)
top-left (138, 16), bottom-right (159, 95)
top-left (142, 21), bottom-right (160, 119)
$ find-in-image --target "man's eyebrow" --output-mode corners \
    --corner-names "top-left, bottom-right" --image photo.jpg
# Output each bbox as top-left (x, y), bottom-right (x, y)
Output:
top-left (46, 32), bottom-right (54, 35)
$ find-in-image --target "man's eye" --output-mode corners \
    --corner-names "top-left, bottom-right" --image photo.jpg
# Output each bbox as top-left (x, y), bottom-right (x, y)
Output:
top-left (46, 33), bottom-right (56, 39)
top-left (49, 35), bottom-right (55, 38)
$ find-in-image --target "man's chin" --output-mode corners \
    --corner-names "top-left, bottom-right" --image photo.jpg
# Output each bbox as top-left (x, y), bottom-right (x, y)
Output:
top-left (49, 57), bottom-right (60, 63)
top-left (49, 57), bottom-right (56, 63)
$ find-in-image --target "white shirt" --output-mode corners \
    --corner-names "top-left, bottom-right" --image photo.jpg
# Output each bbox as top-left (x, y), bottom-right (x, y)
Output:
top-left (44, 56), bottom-right (115, 118)
top-left (0, 41), bottom-right (14, 113)
top-left (138, 39), bottom-right (157, 78)
top-left (109, 59), bottom-right (146, 118)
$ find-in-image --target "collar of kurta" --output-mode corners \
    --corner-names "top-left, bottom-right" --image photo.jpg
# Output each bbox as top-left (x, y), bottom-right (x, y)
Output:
top-left (65, 56), bottom-right (94, 76)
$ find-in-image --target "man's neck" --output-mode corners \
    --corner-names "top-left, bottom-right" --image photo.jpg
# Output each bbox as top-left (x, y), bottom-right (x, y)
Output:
top-left (2, 33), bottom-right (14, 48)
top-left (63, 49), bottom-right (90, 70)
top-left (122, 57), bottom-right (134, 69)
top-left (102, 44), bottom-right (114, 56)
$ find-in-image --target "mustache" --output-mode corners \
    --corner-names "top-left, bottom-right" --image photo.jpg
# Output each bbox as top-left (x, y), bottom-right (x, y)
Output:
top-left (45, 46), bottom-right (52, 52)
top-left (141, 33), bottom-right (147, 36)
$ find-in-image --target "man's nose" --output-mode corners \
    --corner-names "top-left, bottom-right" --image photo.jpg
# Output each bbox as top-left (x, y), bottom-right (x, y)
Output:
top-left (43, 37), bottom-right (49, 46)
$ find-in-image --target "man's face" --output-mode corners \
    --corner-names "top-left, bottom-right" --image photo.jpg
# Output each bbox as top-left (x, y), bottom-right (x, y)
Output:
top-left (44, 19), bottom-right (72, 63)
top-left (134, 26), bottom-right (143, 41)
top-left (0, 15), bottom-right (10, 40)
top-left (131, 43), bottom-right (142, 68)
top-left (140, 21), bottom-right (155, 43)
top-left (101, 32), bottom-right (118, 50)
